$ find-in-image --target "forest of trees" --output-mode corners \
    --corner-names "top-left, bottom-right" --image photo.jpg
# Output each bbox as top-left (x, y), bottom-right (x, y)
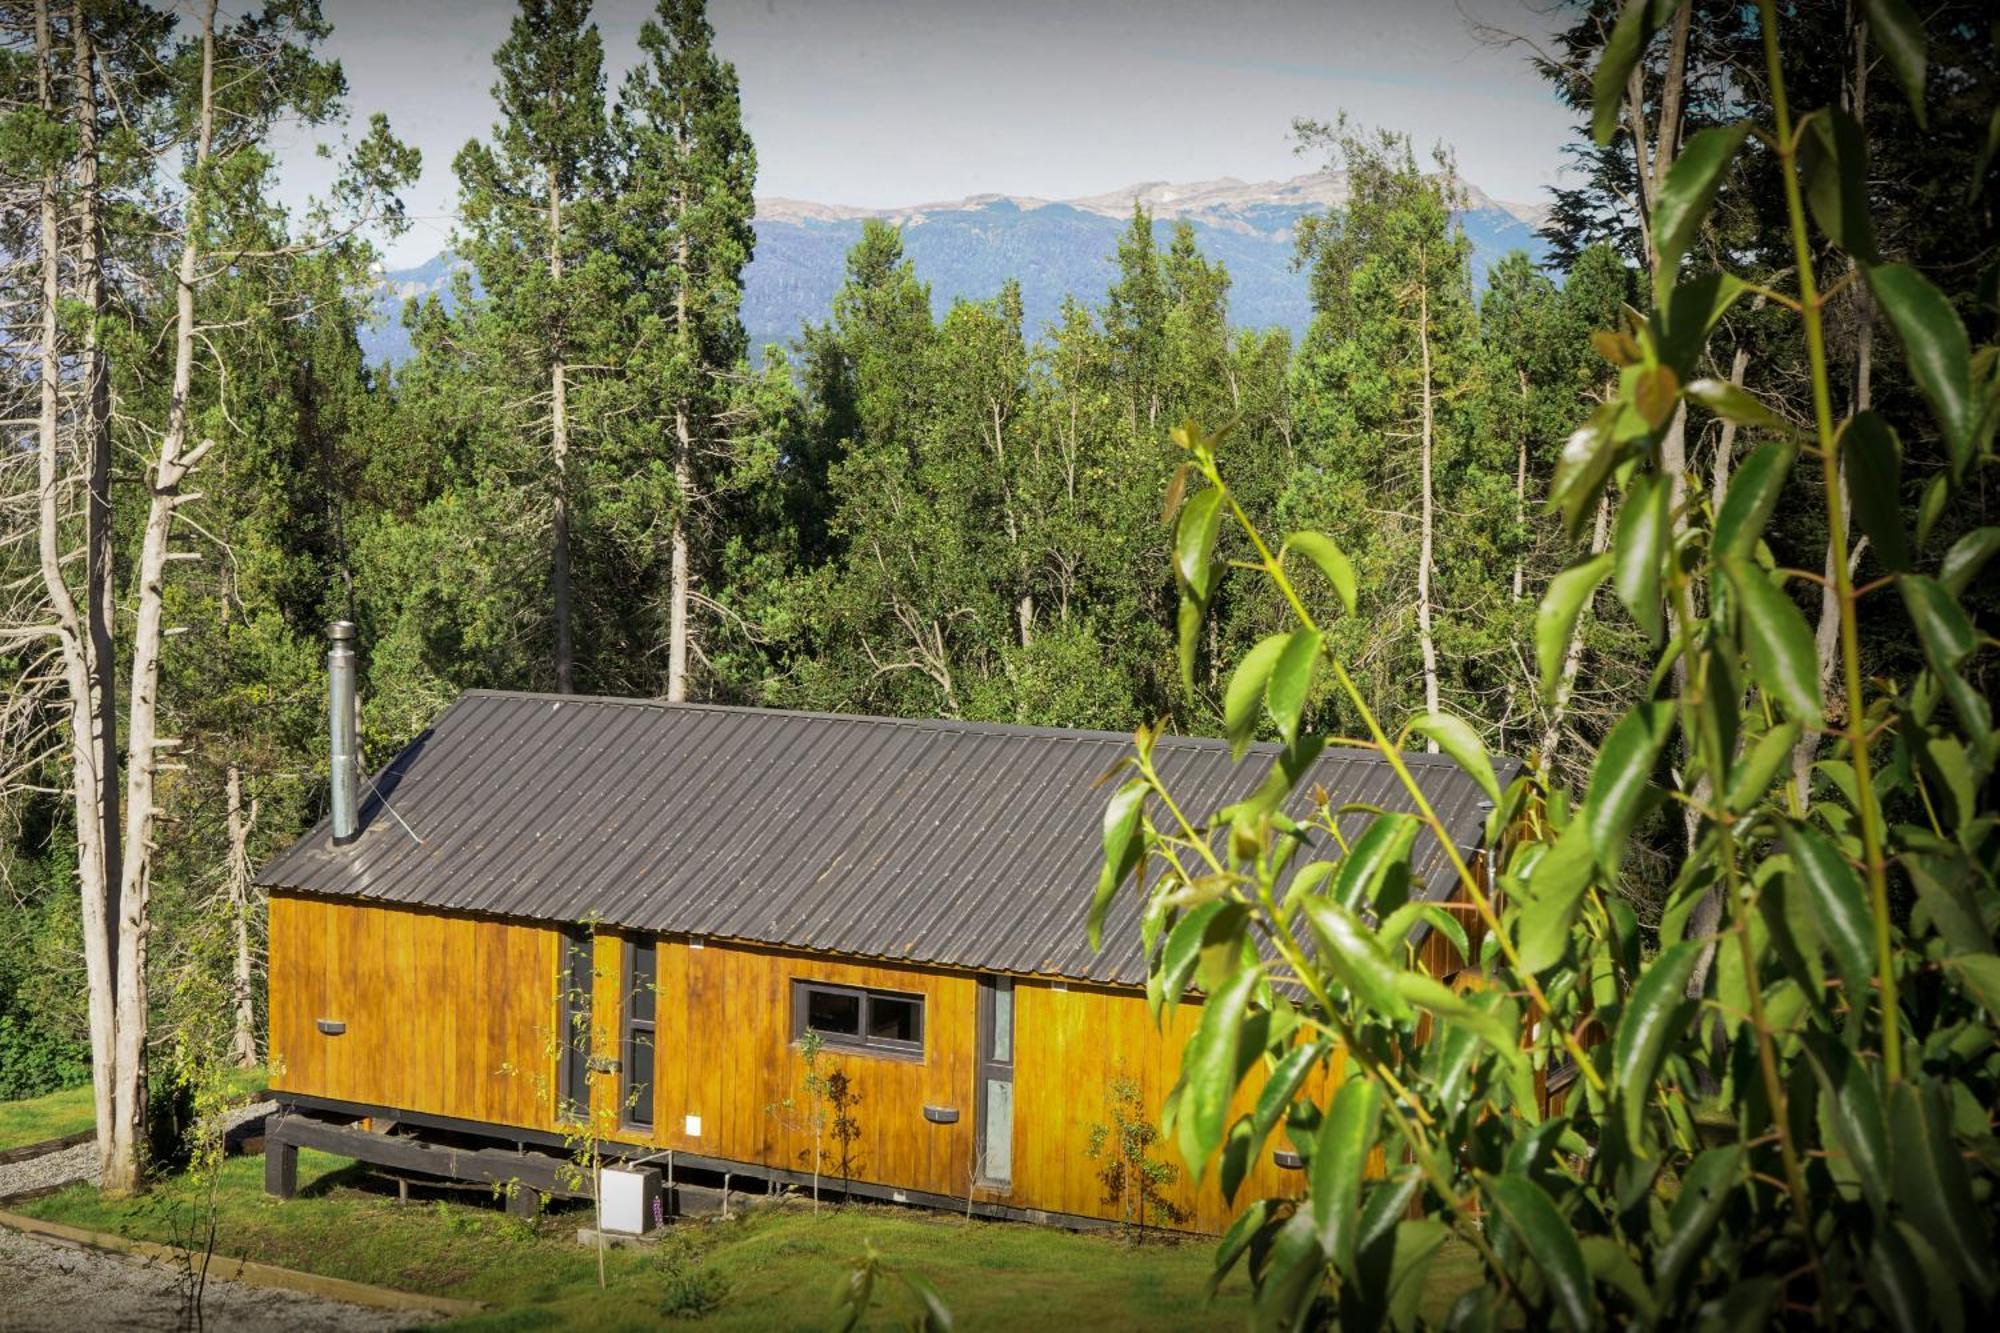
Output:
top-left (0, 0), bottom-right (1994, 1213)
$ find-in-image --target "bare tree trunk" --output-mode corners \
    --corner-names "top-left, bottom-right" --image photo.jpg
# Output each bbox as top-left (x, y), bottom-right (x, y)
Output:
top-left (107, 0), bottom-right (221, 1195)
top-left (1536, 493), bottom-right (1612, 779)
top-left (667, 404), bottom-right (692, 702)
top-left (1415, 258), bottom-right (1441, 740)
top-left (226, 764), bottom-right (259, 1068)
top-left (548, 168), bottom-right (574, 694)
top-left (34, 0), bottom-right (119, 1179)
top-left (666, 234), bottom-right (693, 703)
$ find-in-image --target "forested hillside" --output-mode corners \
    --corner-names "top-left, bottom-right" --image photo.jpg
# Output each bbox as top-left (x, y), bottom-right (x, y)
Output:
top-left (3, 3), bottom-right (1998, 1301)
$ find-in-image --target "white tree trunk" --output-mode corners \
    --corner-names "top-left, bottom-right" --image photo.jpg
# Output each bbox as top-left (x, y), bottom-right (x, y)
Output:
top-left (227, 764), bottom-right (259, 1068)
top-left (1415, 261), bottom-right (1441, 740)
top-left (549, 169), bottom-right (574, 694)
top-left (1536, 493), bottom-right (1612, 780)
top-left (666, 401), bottom-right (692, 703)
top-left (106, 0), bottom-right (220, 1194)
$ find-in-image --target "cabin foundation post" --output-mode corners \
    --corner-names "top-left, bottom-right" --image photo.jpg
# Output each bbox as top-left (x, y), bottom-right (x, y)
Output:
top-left (505, 1186), bottom-right (543, 1219)
top-left (264, 1135), bottom-right (297, 1199)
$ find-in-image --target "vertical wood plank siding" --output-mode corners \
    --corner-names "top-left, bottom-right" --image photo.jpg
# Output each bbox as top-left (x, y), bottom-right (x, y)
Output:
top-left (269, 893), bottom-right (1436, 1233)
top-left (268, 892), bottom-right (561, 1133)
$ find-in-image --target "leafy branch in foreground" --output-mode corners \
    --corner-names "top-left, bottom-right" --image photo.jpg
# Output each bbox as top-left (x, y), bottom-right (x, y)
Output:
top-left (1089, 6), bottom-right (1998, 1328)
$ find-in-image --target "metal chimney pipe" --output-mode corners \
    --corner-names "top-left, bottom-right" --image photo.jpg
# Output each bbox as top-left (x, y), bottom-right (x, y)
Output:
top-left (327, 621), bottom-right (358, 845)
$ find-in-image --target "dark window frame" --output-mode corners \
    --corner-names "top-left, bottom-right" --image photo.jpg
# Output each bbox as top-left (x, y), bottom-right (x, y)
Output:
top-left (791, 979), bottom-right (926, 1059)
top-left (621, 937), bottom-right (657, 1129)
top-left (975, 975), bottom-right (1015, 1186)
top-left (557, 927), bottom-right (592, 1123)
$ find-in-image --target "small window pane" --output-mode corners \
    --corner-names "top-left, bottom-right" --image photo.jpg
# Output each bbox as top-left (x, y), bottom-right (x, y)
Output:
top-left (630, 940), bottom-right (656, 1024)
top-left (983, 1078), bottom-right (1013, 1182)
top-left (626, 1030), bottom-right (654, 1126)
top-left (990, 980), bottom-right (1013, 1064)
top-left (867, 994), bottom-right (921, 1045)
top-left (807, 988), bottom-right (861, 1036)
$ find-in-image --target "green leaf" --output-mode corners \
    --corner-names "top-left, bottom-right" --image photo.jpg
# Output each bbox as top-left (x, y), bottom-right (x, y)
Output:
top-left (1940, 526), bottom-right (2000, 598)
top-left (1841, 412), bottom-right (1911, 572)
top-left (1378, 903), bottom-right (1469, 963)
top-left (1781, 823), bottom-right (1875, 999)
top-left (1548, 405), bottom-right (1627, 537)
top-left (1889, 1080), bottom-right (1994, 1291)
top-left (1394, 972), bottom-right (1519, 1066)
top-left (1655, 272), bottom-right (1748, 377)
top-left (1712, 441), bottom-right (1797, 561)
top-left (1917, 471), bottom-right (1950, 549)
top-left (1723, 557), bottom-right (1822, 725)
top-left (1866, 1223), bottom-right (1937, 1333)
top-left (1591, 0), bottom-right (1658, 147)
top-left (1944, 953), bottom-right (2000, 1015)
top-left (1682, 377), bottom-right (1790, 433)
top-left (1485, 1174), bottom-right (1592, 1331)
top-left (1868, 263), bottom-right (1973, 474)
top-left (1310, 1078), bottom-right (1382, 1270)
top-left (1649, 123), bottom-right (1750, 289)
top-left (1251, 1210), bottom-right (1324, 1333)
top-left (1517, 820), bottom-right (1594, 975)
top-left (1537, 554), bottom-right (1613, 704)
top-left (1331, 814), bottom-right (1421, 912)
top-left (1611, 939), bottom-right (1700, 1146)
top-left (1208, 1199), bottom-right (1276, 1300)
top-left (1801, 107), bottom-right (1879, 263)
top-left (1862, 0), bottom-right (1929, 129)
top-left (1897, 574), bottom-right (1976, 675)
top-left (1384, 1219), bottom-right (1450, 1333)
top-left (1175, 964), bottom-right (1263, 1182)
top-left (1088, 779), bottom-right (1148, 951)
top-left (1284, 530), bottom-right (1357, 616)
top-left (1175, 486), bottom-right (1224, 596)
top-left (1265, 629), bottom-right (1323, 748)
top-left (1725, 721), bottom-right (1802, 814)
top-left (1408, 712), bottom-right (1500, 806)
top-left (1580, 1236), bottom-right (1654, 1318)
top-left (1225, 634), bottom-right (1290, 761)
top-left (1301, 897), bottom-right (1411, 1021)
top-left (1178, 593), bottom-right (1204, 699)
top-left (1153, 901), bottom-right (1239, 1022)
top-left (1249, 1039), bottom-right (1327, 1150)
top-left (1973, 102), bottom-right (2000, 204)
top-left (1612, 472), bottom-right (1668, 642)
top-left (1808, 1037), bottom-right (1891, 1209)
top-left (1650, 1145), bottom-right (1746, 1304)
top-left (1583, 701), bottom-right (1674, 879)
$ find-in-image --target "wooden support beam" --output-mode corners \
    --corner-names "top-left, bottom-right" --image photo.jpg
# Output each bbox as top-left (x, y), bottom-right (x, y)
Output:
top-left (264, 1136), bottom-right (297, 1199)
top-left (266, 1111), bottom-right (585, 1200)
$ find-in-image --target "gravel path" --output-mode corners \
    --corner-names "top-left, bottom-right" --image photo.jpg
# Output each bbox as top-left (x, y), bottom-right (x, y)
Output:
top-left (0, 1227), bottom-right (433, 1331)
top-left (0, 1101), bottom-right (278, 1202)
top-left (0, 1101), bottom-right (436, 1329)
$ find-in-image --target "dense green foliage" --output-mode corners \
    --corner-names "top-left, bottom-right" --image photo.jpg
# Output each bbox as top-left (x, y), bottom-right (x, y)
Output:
top-left (1090, 3), bottom-right (2000, 1328)
top-left (5, 2), bottom-right (1999, 1322)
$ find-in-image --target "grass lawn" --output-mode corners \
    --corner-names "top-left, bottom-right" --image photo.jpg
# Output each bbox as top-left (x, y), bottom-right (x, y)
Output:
top-left (0, 1068), bottom-right (269, 1152)
top-left (0, 1083), bottom-right (96, 1151)
top-left (14, 1148), bottom-right (1484, 1329)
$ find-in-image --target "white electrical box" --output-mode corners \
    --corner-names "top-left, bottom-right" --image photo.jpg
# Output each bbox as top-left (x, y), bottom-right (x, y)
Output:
top-left (598, 1165), bottom-right (662, 1235)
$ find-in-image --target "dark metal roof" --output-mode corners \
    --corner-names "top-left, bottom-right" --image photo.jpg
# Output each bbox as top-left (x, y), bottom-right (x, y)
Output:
top-left (258, 690), bottom-right (1512, 986)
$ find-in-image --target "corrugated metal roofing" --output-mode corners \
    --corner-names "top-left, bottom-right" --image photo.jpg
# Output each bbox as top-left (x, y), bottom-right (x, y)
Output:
top-left (257, 690), bottom-right (1512, 986)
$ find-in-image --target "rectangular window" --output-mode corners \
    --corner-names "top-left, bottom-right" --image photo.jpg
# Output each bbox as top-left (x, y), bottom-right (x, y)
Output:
top-left (793, 980), bottom-right (924, 1057)
top-left (977, 976), bottom-right (1014, 1185)
top-left (558, 927), bottom-right (592, 1122)
top-left (623, 938), bottom-right (656, 1128)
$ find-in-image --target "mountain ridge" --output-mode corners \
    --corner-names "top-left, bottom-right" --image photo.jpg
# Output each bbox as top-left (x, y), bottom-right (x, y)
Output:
top-left (362, 168), bottom-right (1552, 365)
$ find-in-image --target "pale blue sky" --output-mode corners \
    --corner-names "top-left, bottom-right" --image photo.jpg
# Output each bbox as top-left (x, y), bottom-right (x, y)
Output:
top-left (268, 0), bottom-right (1578, 266)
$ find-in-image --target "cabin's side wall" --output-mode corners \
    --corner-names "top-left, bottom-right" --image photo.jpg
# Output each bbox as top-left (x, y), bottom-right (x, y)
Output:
top-left (267, 891), bottom-right (560, 1133)
top-left (624, 938), bottom-right (980, 1201)
top-left (1008, 979), bottom-right (1328, 1232)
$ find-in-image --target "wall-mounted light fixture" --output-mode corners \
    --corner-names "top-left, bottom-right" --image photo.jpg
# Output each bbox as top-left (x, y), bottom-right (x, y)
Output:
top-left (922, 1105), bottom-right (959, 1124)
top-left (316, 1019), bottom-right (346, 1036)
top-left (1272, 1149), bottom-right (1305, 1171)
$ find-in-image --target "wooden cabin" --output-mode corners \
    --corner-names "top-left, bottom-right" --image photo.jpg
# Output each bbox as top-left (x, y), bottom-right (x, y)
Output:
top-left (257, 684), bottom-right (1501, 1232)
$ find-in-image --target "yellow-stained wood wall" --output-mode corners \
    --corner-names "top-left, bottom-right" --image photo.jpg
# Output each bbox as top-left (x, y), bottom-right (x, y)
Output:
top-left (269, 892), bottom-right (1419, 1233)
top-left (267, 892), bottom-right (561, 1134)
